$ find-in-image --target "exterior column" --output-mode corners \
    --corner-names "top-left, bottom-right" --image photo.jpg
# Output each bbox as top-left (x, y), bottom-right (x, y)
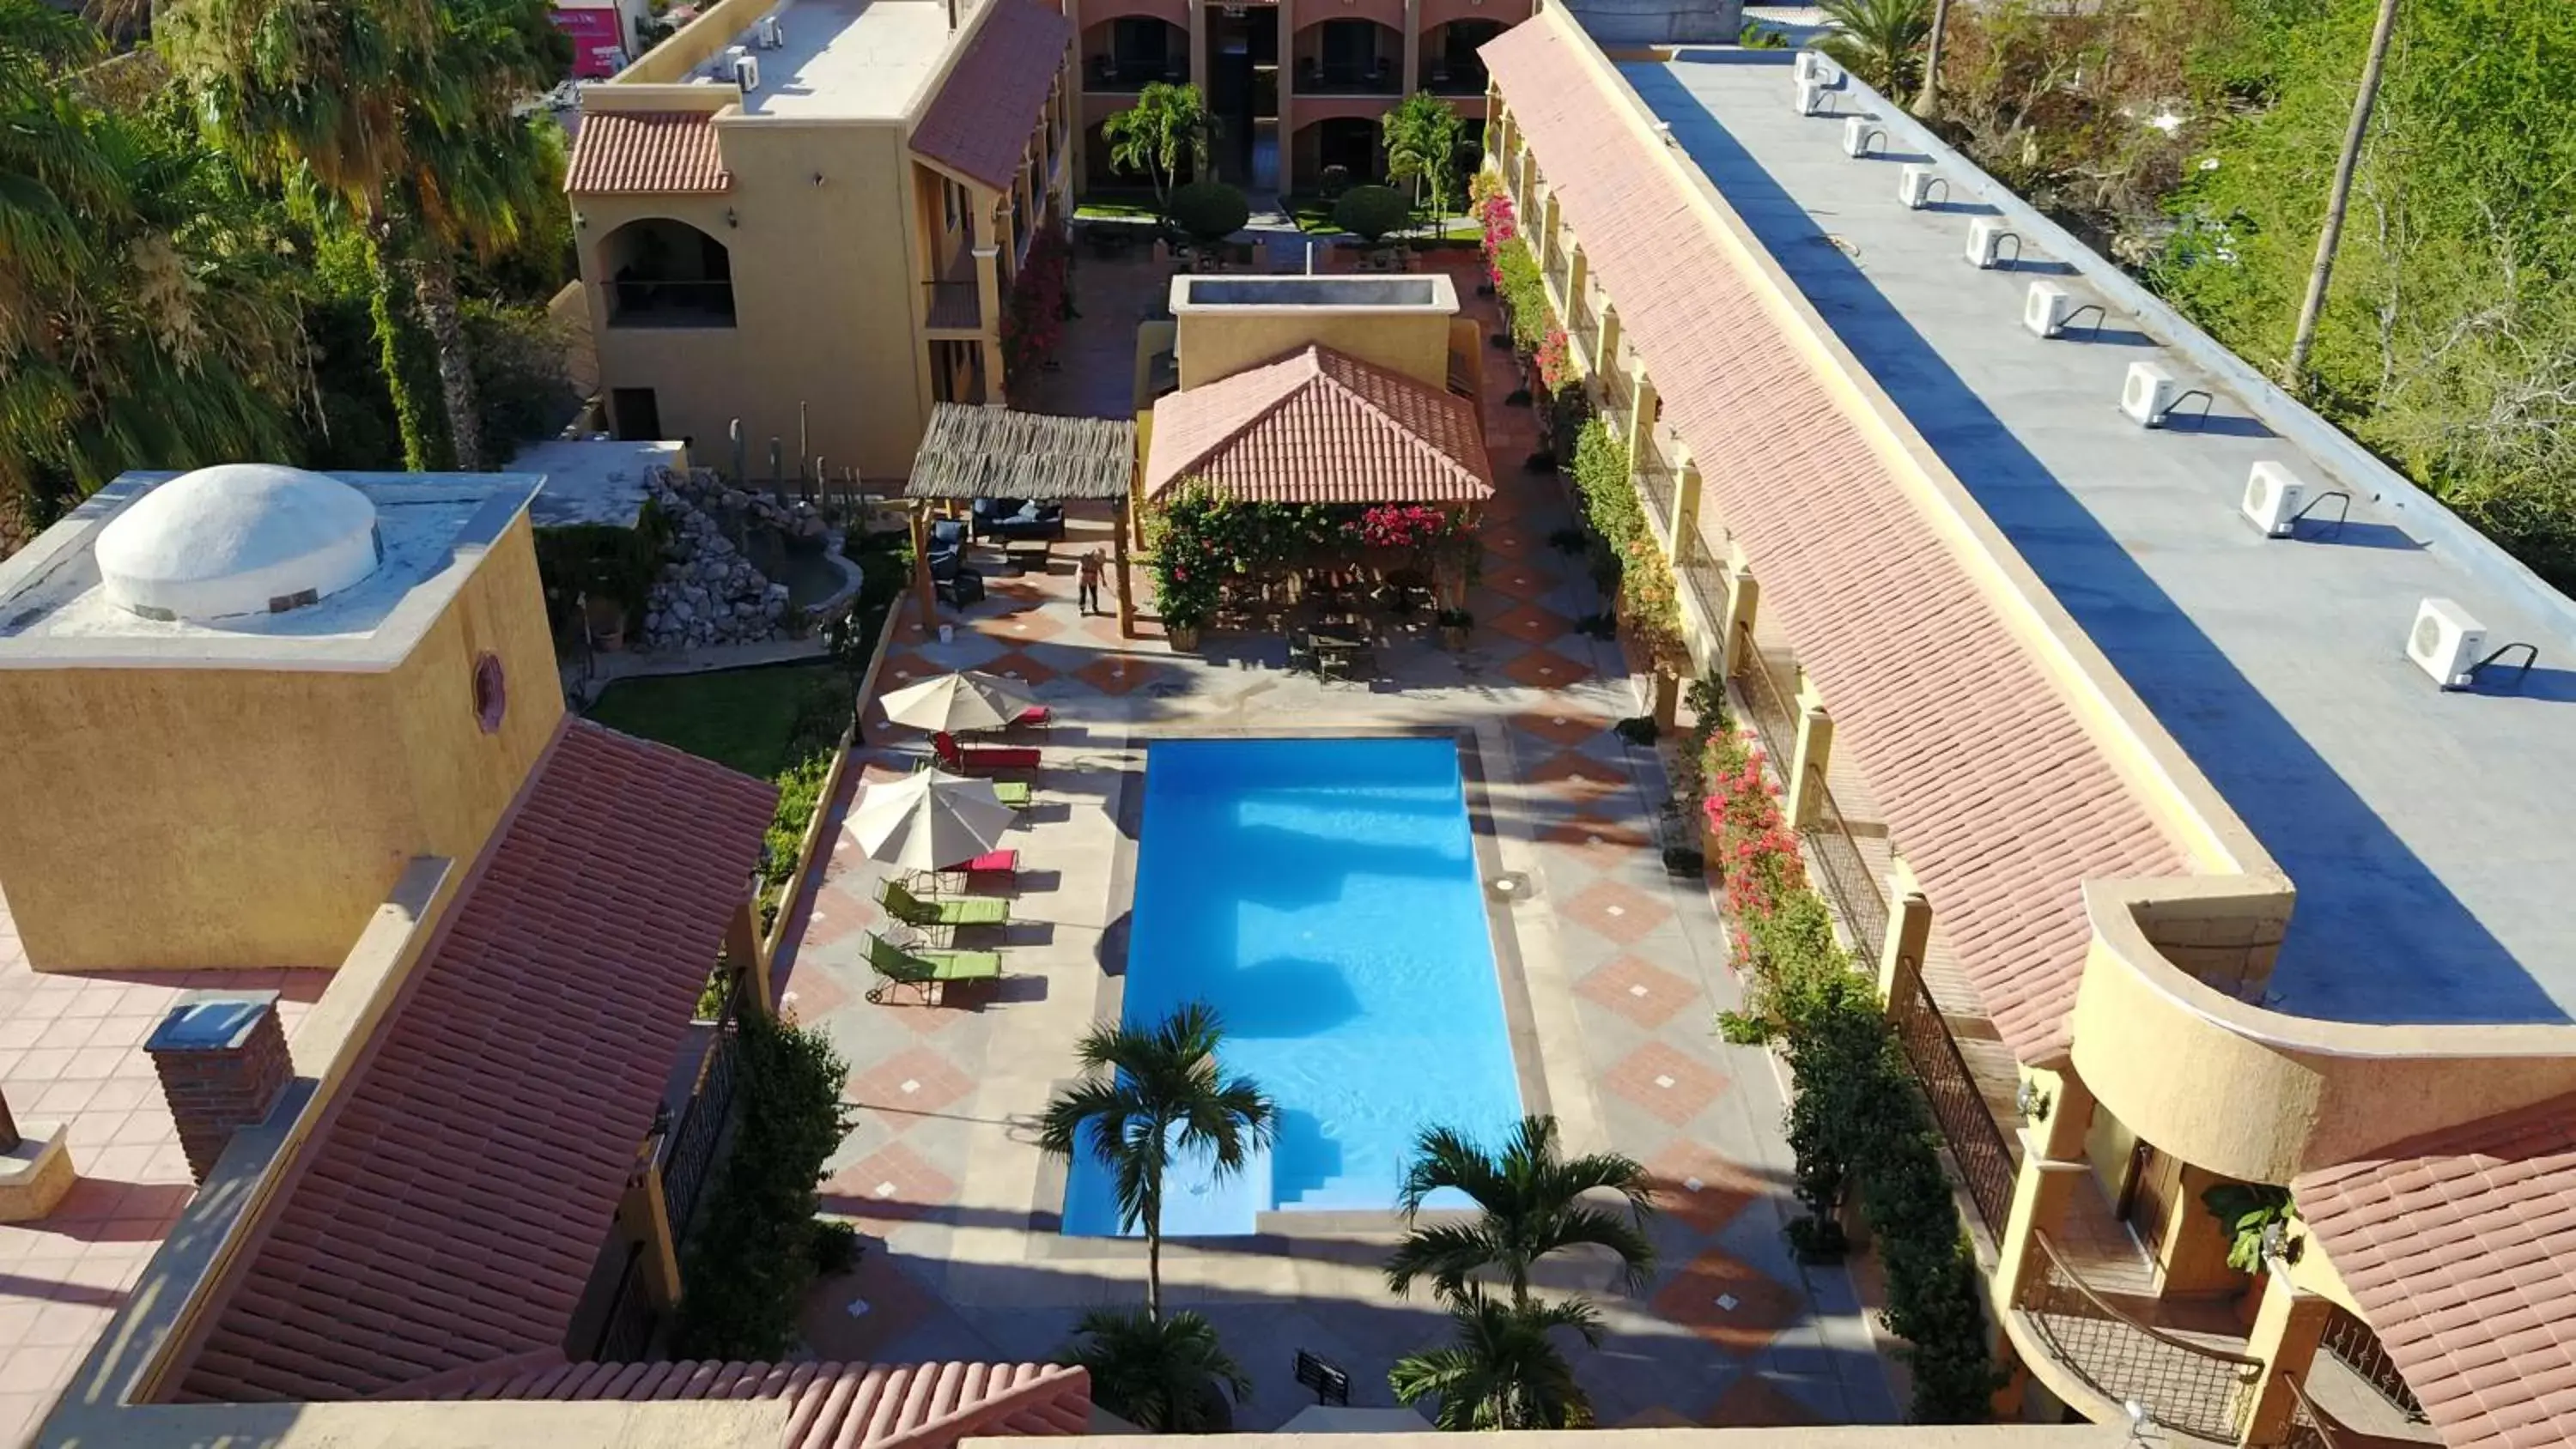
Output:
top-left (1716, 563), bottom-right (1757, 675)
top-left (1565, 244), bottom-right (1588, 319)
top-left (1115, 499), bottom-right (1136, 637)
top-left (727, 896), bottom-right (772, 1019)
top-left (908, 504), bottom-right (938, 630)
top-left (1189, 1), bottom-right (1209, 122)
top-left (1787, 703), bottom-right (1833, 828)
top-left (1597, 304), bottom-right (1624, 392)
top-left (1876, 890), bottom-right (1932, 1003)
top-left (1402, 0), bottom-right (1422, 99)
top-left (1275, 0), bottom-right (1296, 195)
top-left (1539, 191), bottom-right (1562, 282)
top-left (617, 1158), bottom-right (685, 1311)
top-left (1992, 1143), bottom-right (2090, 1313)
top-left (2238, 1273), bottom-right (2336, 1447)
top-left (974, 239), bottom-right (1005, 403)
top-left (1672, 454), bottom-right (1702, 562)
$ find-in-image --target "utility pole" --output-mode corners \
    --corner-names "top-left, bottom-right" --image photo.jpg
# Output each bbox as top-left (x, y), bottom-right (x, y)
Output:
top-left (2283, 0), bottom-right (2403, 394)
top-left (1915, 0), bottom-right (1953, 119)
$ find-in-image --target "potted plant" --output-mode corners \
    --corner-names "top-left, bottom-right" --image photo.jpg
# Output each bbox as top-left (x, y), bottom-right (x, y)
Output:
top-left (1436, 608), bottom-right (1472, 649)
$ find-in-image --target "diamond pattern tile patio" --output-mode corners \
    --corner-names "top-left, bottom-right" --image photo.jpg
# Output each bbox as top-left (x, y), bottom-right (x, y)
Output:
top-left (777, 964), bottom-right (853, 1025)
top-left (969, 607), bottom-right (1066, 646)
top-left (978, 649), bottom-right (1060, 688)
top-left (821, 1141), bottom-right (959, 1225)
top-left (846, 1046), bottom-right (975, 1121)
top-left (1704, 1371), bottom-right (1828, 1426)
top-left (1559, 879), bottom-right (1674, 946)
top-left (798, 1251), bottom-right (940, 1360)
top-left (1644, 1139), bottom-right (1770, 1235)
top-left (1072, 654), bottom-right (1170, 695)
top-left (1524, 749), bottom-right (1630, 801)
top-left (1510, 709), bottom-right (1617, 750)
top-left (1651, 1248), bottom-right (1803, 1358)
top-left (1486, 561), bottom-right (1558, 601)
top-left (1537, 814), bottom-right (1659, 874)
top-left (1604, 1040), bottom-right (1730, 1125)
top-left (1575, 955), bottom-right (1700, 1030)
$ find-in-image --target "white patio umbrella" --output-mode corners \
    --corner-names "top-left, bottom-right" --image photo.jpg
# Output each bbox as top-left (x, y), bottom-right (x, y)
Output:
top-left (878, 669), bottom-right (1037, 735)
top-left (843, 768), bottom-right (1016, 873)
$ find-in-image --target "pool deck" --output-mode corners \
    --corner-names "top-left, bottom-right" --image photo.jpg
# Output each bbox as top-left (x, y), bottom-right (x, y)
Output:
top-left (762, 253), bottom-right (1900, 1429)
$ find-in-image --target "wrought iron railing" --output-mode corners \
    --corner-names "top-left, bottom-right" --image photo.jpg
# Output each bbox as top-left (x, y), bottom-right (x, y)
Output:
top-left (659, 970), bottom-right (745, 1237)
top-left (1886, 953), bottom-right (2021, 1236)
top-left (1570, 289), bottom-right (1599, 354)
top-left (1730, 645), bottom-right (1801, 773)
top-left (1635, 461), bottom-right (1676, 540)
top-left (1803, 772), bottom-right (1887, 957)
top-left (586, 1242), bottom-right (659, 1361)
top-left (2319, 1305), bottom-right (2427, 1422)
top-left (1599, 362), bottom-right (1635, 438)
top-left (1681, 533), bottom-right (1728, 629)
top-left (2022, 1232), bottom-right (2263, 1443)
top-left (2280, 1375), bottom-right (2346, 1449)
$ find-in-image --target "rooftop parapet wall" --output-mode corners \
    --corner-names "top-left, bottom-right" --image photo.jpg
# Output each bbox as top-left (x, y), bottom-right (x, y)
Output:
top-left (2072, 876), bottom-right (2576, 1185)
top-left (610, 0), bottom-right (780, 84)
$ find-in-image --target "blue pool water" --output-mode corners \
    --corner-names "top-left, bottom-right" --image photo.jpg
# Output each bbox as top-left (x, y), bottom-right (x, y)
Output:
top-left (1062, 737), bottom-right (1523, 1236)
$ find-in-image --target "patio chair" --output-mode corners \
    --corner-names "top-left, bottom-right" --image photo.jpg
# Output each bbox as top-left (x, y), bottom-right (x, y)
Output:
top-left (928, 848), bottom-right (1019, 892)
top-left (934, 731), bottom-right (1040, 774)
top-left (866, 931), bottom-right (1002, 1005)
top-left (879, 877), bottom-right (1010, 944)
top-left (1008, 705), bottom-right (1052, 731)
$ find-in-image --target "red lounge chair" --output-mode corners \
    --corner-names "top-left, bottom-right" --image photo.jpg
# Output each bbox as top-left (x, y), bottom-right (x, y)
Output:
top-left (926, 849), bottom-right (1018, 894)
top-left (1011, 706), bottom-right (1052, 731)
top-left (934, 731), bottom-right (1042, 773)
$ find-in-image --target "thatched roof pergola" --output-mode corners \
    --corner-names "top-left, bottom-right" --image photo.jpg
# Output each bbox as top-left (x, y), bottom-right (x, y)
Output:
top-left (902, 404), bottom-right (1135, 501)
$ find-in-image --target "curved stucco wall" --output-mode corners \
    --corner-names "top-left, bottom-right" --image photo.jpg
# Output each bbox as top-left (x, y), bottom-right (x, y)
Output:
top-left (2071, 879), bottom-right (2576, 1184)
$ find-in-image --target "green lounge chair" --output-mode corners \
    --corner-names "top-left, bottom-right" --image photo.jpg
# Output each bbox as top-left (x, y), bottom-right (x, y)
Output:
top-left (866, 931), bottom-right (1001, 1005)
top-left (993, 780), bottom-right (1033, 809)
top-left (880, 877), bottom-right (1010, 943)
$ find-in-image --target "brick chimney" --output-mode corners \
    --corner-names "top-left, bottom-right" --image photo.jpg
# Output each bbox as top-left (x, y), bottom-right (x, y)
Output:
top-left (147, 991), bottom-right (292, 1184)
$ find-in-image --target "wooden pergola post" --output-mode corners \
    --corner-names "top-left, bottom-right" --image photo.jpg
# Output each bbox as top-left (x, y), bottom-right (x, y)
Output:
top-left (907, 503), bottom-right (937, 633)
top-left (1115, 499), bottom-right (1136, 638)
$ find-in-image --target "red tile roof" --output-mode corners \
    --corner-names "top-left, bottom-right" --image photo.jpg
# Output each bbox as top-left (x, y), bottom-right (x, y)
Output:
top-left (423, 1355), bottom-right (1091, 1449)
top-left (567, 111), bottom-right (732, 194)
top-left (176, 721), bottom-right (777, 1403)
top-left (2295, 1093), bottom-right (2576, 1449)
top-left (1145, 344), bottom-right (1495, 504)
top-left (909, 0), bottom-right (1070, 191)
top-left (1483, 21), bottom-right (2184, 1061)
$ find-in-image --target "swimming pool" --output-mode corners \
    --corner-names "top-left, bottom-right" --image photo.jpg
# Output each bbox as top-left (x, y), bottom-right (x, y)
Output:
top-left (1062, 737), bottom-right (1524, 1237)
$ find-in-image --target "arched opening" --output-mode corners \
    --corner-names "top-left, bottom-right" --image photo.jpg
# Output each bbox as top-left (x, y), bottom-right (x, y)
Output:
top-left (1421, 19), bottom-right (1503, 94)
top-left (599, 218), bottom-right (735, 329)
top-left (1082, 17), bottom-right (1188, 90)
top-left (1292, 19), bottom-right (1401, 94)
top-left (1293, 118), bottom-right (1387, 191)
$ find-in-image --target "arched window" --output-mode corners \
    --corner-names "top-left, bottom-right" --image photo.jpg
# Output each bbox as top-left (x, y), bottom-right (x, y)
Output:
top-left (600, 218), bottom-right (736, 329)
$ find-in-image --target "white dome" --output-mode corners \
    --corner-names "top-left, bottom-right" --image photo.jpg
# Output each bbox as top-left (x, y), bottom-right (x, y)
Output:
top-left (95, 464), bottom-right (383, 622)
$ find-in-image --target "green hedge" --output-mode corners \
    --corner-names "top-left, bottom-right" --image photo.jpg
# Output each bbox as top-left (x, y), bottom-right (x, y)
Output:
top-left (671, 1011), bottom-right (857, 1359)
top-left (1492, 236), bottom-right (1552, 352)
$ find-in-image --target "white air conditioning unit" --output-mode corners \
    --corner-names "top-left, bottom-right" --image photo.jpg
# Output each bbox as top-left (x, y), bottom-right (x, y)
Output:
top-left (2024, 282), bottom-right (2074, 338)
top-left (757, 15), bottom-right (785, 47)
top-left (1795, 51), bottom-right (1833, 86)
top-left (1795, 77), bottom-right (1833, 116)
top-left (1841, 116), bottom-right (1884, 158)
top-left (2122, 361), bottom-right (2179, 427)
top-left (1898, 164), bottom-right (1940, 209)
top-left (2406, 597), bottom-right (2487, 689)
top-left (1965, 217), bottom-right (2013, 268)
top-left (2240, 462), bottom-right (2307, 538)
top-left (732, 52), bottom-right (761, 90)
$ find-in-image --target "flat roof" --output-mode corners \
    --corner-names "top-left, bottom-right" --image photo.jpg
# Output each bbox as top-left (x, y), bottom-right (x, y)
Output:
top-left (0, 470), bottom-right (538, 670)
top-left (1626, 51), bottom-right (2576, 1028)
top-left (672, 0), bottom-right (955, 119)
top-left (519, 438), bottom-right (683, 530)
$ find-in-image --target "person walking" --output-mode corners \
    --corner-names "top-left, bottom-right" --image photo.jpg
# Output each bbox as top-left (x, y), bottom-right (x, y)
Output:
top-left (1078, 548), bottom-right (1106, 616)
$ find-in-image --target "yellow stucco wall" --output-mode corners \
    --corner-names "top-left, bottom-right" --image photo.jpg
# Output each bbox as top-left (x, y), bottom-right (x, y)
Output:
top-left (0, 515), bottom-right (562, 973)
top-left (1174, 309), bottom-right (1454, 391)
top-left (576, 118), bottom-right (934, 481)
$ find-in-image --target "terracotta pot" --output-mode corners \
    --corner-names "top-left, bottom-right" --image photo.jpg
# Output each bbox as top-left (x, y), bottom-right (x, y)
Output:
top-left (1440, 624), bottom-right (1470, 651)
top-left (1168, 622), bottom-right (1202, 652)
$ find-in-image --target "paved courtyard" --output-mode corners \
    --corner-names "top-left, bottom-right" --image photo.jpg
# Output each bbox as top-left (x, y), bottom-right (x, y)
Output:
top-left (767, 252), bottom-right (1900, 1429)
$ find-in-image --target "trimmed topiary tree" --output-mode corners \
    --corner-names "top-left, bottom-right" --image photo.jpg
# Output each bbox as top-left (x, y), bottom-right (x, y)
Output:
top-left (1169, 180), bottom-right (1250, 244)
top-left (1331, 184), bottom-right (1413, 244)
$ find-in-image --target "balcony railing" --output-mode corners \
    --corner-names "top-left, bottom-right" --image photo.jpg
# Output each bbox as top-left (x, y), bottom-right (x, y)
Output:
top-left (607, 278), bottom-right (735, 329)
top-left (2319, 1306), bottom-right (2427, 1423)
top-left (2281, 1376), bottom-right (2347, 1449)
top-left (1295, 57), bottom-right (1399, 94)
top-left (1635, 458), bottom-right (1676, 541)
top-left (2021, 1232), bottom-right (2263, 1444)
top-left (1421, 60), bottom-right (1488, 94)
top-left (1569, 290), bottom-right (1599, 354)
top-left (1085, 56), bottom-right (1184, 92)
top-left (1680, 531), bottom-right (1728, 631)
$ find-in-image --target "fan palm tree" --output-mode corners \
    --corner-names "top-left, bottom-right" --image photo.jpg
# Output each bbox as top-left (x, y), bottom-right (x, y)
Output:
top-left (1816, 0), bottom-right (1932, 100)
top-left (1056, 1307), bottom-right (1252, 1432)
top-left (1388, 1288), bottom-right (1602, 1431)
top-left (1382, 90), bottom-right (1466, 229)
top-left (1038, 1001), bottom-right (1276, 1321)
top-left (1100, 82), bottom-right (1217, 226)
top-left (160, 0), bottom-right (568, 469)
top-left (1385, 1115), bottom-right (1656, 1307)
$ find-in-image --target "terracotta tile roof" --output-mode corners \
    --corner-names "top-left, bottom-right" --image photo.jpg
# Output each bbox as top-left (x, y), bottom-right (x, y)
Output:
top-left (1145, 344), bottom-right (1495, 504)
top-left (566, 111), bottom-right (732, 194)
top-left (176, 721), bottom-right (777, 1403)
top-left (426, 1353), bottom-right (1091, 1449)
top-left (909, 0), bottom-right (1070, 191)
top-left (2295, 1094), bottom-right (2576, 1449)
top-left (1483, 21), bottom-right (2184, 1060)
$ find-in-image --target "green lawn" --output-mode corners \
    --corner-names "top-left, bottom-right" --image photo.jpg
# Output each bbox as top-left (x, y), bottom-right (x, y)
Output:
top-left (588, 663), bottom-right (842, 779)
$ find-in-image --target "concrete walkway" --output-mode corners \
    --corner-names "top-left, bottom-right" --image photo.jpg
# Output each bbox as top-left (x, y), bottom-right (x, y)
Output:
top-left (768, 252), bottom-right (1899, 1429)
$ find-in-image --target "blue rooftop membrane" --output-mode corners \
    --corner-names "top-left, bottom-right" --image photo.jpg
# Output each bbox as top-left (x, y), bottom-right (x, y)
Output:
top-left (1619, 49), bottom-right (2576, 1027)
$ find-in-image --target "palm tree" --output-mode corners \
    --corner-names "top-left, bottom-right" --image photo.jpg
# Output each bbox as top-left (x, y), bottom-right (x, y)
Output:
top-left (161, 0), bottom-right (568, 469)
top-left (1057, 1307), bottom-right (1252, 1432)
top-left (1913, 0), bottom-right (1953, 118)
top-left (1382, 91), bottom-right (1466, 232)
top-left (1386, 1115), bottom-right (1656, 1307)
top-left (1038, 1001), bottom-right (1276, 1321)
top-left (1816, 0), bottom-right (1932, 100)
top-left (1388, 1288), bottom-right (1602, 1431)
top-left (1100, 82), bottom-right (1217, 225)
top-left (2284, 0), bottom-right (2403, 393)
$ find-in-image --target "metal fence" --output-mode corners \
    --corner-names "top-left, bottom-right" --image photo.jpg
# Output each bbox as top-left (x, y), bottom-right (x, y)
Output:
top-left (1681, 533), bottom-right (1728, 628)
top-left (1730, 645), bottom-right (1801, 773)
top-left (1802, 773), bottom-right (1888, 961)
top-left (2279, 1375), bottom-right (2346, 1449)
top-left (586, 1243), bottom-right (659, 1362)
top-left (1886, 953), bottom-right (2021, 1236)
top-left (659, 974), bottom-right (745, 1239)
top-left (2320, 1305), bottom-right (2427, 1422)
top-left (2022, 1232), bottom-right (2263, 1444)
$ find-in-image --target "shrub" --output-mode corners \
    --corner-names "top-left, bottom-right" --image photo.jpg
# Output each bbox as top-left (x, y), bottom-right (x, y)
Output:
top-left (671, 1011), bottom-right (859, 1358)
top-left (1332, 184), bottom-right (1413, 243)
top-left (1169, 180), bottom-right (1249, 243)
top-left (1569, 421), bottom-right (1686, 667)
